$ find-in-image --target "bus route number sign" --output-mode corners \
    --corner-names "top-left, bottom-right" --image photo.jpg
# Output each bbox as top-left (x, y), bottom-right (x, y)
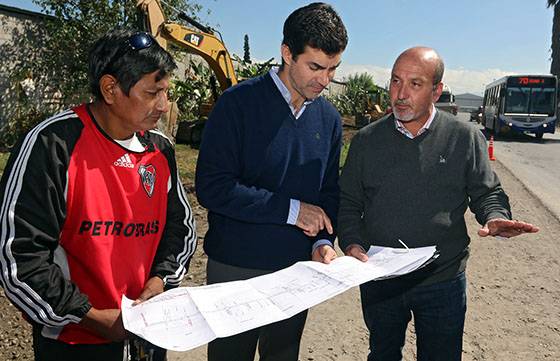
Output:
top-left (518, 77), bottom-right (543, 85)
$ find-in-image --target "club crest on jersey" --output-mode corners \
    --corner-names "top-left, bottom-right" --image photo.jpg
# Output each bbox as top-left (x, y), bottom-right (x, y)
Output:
top-left (138, 164), bottom-right (156, 197)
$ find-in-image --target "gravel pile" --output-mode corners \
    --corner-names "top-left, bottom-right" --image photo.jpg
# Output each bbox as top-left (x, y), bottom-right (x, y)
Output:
top-left (0, 290), bottom-right (33, 360)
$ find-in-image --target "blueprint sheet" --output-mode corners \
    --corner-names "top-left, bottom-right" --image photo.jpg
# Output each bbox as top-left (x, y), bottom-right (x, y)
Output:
top-left (122, 245), bottom-right (437, 351)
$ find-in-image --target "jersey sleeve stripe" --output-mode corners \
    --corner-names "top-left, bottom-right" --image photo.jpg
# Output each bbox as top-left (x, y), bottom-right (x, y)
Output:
top-left (0, 109), bottom-right (82, 326)
top-left (163, 171), bottom-right (197, 286)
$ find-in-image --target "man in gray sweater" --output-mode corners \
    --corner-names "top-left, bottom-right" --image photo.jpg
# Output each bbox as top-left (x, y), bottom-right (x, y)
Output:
top-left (338, 47), bottom-right (539, 361)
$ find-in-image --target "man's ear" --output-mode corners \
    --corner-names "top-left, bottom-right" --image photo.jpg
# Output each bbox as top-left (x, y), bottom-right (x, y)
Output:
top-left (98, 74), bottom-right (119, 104)
top-left (432, 82), bottom-right (443, 103)
top-left (281, 44), bottom-right (294, 67)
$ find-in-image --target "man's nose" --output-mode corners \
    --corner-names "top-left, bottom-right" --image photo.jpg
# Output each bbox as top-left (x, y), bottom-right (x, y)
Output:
top-left (397, 84), bottom-right (408, 100)
top-left (318, 70), bottom-right (331, 87)
top-left (156, 92), bottom-right (169, 112)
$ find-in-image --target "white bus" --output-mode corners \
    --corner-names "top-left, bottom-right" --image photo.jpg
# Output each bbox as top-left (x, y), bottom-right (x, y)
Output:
top-left (482, 75), bottom-right (557, 139)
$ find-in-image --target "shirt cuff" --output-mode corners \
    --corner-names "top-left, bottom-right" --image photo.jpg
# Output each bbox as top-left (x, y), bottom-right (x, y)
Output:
top-left (287, 199), bottom-right (300, 225)
top-left (312, 239), bottom-right (334, 254)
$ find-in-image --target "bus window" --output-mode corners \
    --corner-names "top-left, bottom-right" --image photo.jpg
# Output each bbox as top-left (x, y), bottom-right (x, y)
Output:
top-left (505, 87), bottom-right (555, 115)
top-left (531, 88), bottom-right (556, 115)
top-left (505, 87), bottom-right (529, 113)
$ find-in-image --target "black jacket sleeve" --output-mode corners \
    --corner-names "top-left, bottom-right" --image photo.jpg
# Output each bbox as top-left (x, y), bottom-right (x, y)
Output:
top-left (149, 139), bottom-right (197, 288)
top-left (0, 114), bottom-right (91, 327)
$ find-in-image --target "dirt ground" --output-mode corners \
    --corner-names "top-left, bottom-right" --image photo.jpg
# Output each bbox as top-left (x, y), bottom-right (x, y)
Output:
top-left (0, 161), bottom-right (559, 360)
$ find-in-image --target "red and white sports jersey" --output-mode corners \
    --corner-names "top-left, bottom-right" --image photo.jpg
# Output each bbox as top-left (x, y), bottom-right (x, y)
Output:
top-left (0, 105), bottom-right (197, 344)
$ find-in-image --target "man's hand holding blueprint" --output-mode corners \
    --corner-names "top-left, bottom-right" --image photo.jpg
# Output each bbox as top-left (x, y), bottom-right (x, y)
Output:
top-left (122, 245), bottom-right (437, 351)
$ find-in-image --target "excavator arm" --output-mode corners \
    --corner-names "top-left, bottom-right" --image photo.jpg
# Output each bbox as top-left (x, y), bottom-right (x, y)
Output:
top-left (137, 0), bottom-right (237, 91)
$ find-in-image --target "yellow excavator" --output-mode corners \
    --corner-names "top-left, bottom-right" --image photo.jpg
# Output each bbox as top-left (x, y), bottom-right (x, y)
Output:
top-left (137, 0), bottom-right (238, 143)
top-left (351, 89), bottom-right (386, 128)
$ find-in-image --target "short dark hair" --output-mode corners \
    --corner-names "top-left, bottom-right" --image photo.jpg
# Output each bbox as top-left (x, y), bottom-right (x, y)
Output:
top-left (282, 2), bottom-right (348, 61)
top-left (88, 29), bottom-right (177, 100)
top-left (433, 58), bottom-right (444, 85)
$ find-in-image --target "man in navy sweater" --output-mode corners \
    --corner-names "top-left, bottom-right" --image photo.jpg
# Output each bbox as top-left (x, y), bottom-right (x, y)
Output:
top-left (339, 47), bottom-right (539, 361)
top-left (195, 3), bottom-right (347, 360)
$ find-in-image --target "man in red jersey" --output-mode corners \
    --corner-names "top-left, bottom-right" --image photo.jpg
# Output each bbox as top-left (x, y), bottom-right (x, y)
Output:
top-left (0, 29), bottom-right (197, 360)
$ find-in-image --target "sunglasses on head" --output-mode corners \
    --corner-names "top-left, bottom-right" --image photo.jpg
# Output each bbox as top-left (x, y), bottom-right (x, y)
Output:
top-left (104, 32), bottom-right (155, 73)
top-left (125, 32), bottom-right (154, 51)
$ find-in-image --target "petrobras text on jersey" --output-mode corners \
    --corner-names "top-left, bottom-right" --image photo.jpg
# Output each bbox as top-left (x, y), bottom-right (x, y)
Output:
top-left (78, 220), bottom-right (160, 237)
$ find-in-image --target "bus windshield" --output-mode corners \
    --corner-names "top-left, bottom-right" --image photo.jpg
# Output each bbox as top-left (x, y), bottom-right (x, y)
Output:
top-left (505, 87), bottom-right (556, 115)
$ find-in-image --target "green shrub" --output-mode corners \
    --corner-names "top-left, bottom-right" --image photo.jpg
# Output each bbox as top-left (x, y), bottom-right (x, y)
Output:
top-left (0, 104), bottom-right (51, 151)
top-left (0, 152), bottom-right (8, 177)
top-left (170, 61), bottom-right (217, 122)
top-left (233, 54), bottom-right (275, 80)
top-left (327, 73), bottom-right (388, 118)
top-left (340, 141), bottom-right (350, 170)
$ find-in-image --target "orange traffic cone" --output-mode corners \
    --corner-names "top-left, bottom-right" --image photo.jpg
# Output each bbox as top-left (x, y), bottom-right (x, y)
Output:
top-left (488, 135), bottom-right (496, 161)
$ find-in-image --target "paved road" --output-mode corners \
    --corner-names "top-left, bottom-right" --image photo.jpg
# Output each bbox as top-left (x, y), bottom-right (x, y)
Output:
top-left (456, 111), bottom-right (560, 221)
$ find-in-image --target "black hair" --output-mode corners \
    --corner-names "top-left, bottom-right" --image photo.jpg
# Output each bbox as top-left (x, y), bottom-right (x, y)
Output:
top-left (282, 2), bottom-right (348, 61)
top-left (88, 29), bottom-right (177, 100)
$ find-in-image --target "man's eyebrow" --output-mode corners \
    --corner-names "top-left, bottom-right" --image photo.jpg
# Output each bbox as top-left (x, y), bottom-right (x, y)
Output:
top-left (145, 86), bottom-right (167, 93)
top-left (330, 61), bottom-right (342, 70)
top-left (310, 62), bottom-right (326, 70)
top-left (310, 61), bottom-right (342, 70)
top-left (410, 77), bottom-right (427, 83)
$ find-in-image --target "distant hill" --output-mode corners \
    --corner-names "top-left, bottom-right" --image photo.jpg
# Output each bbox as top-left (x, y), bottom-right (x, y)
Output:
top-left (456, 93), bottom-right (483, 100)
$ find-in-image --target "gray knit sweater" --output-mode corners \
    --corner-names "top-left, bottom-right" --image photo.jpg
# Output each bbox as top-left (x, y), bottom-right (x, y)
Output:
top-left (338, 111), bottom-right (511, 285)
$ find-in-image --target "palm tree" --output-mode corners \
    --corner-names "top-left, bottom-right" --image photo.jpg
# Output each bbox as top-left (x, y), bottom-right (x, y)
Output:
top-left (345, 73), bottom-right (378, 117)
top-left (548, 0), bottom-right (560, 76)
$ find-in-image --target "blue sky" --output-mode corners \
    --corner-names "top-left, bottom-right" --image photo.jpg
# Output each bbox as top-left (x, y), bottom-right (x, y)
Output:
top-left (2, 0), bottom-right (554, 95)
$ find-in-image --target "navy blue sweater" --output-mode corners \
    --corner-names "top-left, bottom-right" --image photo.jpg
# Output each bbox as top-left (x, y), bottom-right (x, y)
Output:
top-left (195, 73), bottom-right (342, 270)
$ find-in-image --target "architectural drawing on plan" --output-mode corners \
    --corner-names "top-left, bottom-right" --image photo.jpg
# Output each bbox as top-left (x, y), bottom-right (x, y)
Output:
top-left (122, 245), bottom-right (437, 351)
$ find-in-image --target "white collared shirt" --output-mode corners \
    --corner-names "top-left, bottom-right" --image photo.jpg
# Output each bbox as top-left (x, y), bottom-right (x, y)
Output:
top-left (395, 104), bottom-right (437, 139)
top-left (269, 67), bottom-right (314, 119)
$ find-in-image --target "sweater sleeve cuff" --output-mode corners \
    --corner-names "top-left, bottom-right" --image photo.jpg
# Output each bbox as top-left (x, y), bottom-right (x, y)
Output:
top-left (311, 239), bottom-right (333, 254)
top-left (287, 199), bottom-right (300, 225)
top-left (485, 211), bottom-right (512, 223)
top-left (339, 238), bottom-right (369, 253)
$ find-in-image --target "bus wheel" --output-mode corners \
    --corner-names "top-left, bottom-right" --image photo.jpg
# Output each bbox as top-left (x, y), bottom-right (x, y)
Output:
top-left (535, 132), bottom-right (544, 139)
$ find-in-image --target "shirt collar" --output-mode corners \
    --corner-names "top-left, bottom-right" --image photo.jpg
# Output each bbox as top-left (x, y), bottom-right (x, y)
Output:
top-left (269, 67), bottom-right (314, 119)
top-left (395, 104), bottom-right (437, 139)
top-left (114, 133), bottom-right (145, 152)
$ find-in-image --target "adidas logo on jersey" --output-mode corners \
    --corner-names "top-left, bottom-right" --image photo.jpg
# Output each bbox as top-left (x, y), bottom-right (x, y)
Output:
top-left (114, 153), bottom-right (135, 168)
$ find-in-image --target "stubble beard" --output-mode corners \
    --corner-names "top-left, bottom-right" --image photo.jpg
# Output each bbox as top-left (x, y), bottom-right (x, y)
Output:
top-left (394, 110), bottom-right (414, 122)
top-left (392, 103), bottom-right (415, 122)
